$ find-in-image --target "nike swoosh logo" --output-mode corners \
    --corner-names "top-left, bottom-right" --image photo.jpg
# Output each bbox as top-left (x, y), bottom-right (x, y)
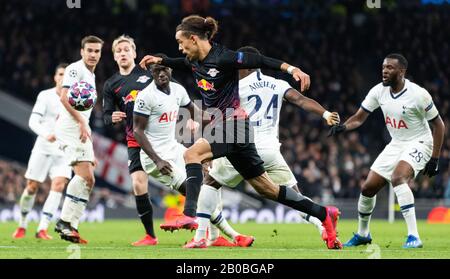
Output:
top-left (138, 210), bottom-right (151, 217)
top-left (185, 176), bottom-right (197, 182)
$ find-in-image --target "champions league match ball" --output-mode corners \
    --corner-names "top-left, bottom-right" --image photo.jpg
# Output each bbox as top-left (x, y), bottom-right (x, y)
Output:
top-left (67, 81), bottom-right (97, 111)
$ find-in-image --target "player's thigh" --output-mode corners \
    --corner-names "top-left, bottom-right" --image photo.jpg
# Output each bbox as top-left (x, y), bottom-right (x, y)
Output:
top-left (226, 142), bottom-right (265, 181)
top-left (184, 138), bottom-right (214, 163)
top-left (370, 142), bottom-right (403, 182)
top-left (362, 170), bottom-right (388, 197)
top-left (25, 152), bottom-right (53, 183)
top-left (208, 157), bottom-right (243, 188)
top-left (259, 149), bottom-right (297, 187)
top-left (396, 140), bottom-right (433, 180)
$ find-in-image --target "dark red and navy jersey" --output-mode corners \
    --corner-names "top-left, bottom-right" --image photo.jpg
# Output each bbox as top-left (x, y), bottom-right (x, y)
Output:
top-left (103, 66), bottom-right (153, 147)
top-left (161, 42), bottom-right (284, 119)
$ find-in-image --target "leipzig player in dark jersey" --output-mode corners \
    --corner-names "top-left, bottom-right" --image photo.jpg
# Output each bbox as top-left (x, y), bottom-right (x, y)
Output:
top-left (103, 35), bottom-right (157, 246)
top-left (140, 15), bottom-right (342, 249)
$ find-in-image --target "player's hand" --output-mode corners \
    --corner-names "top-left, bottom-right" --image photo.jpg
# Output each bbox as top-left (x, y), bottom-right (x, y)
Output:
top-left (325, 112), bottom-right (340, 126)
top-left (292, 68), bottom-right (310, 92)
top-left (422, 157), bottom-right (439, 177)
top-left (328, 124), bottom-right (346, 137)
top-left (186, 119), bottom-right (200, 133)
top-left (79, 123), bottom-right (91, 143)
top-left (46, 134), bottom-right (56, 143)
top-left (139, 55), bottom-right (162, 70)
top-left (112, 111), bottom-right (126, 123)
top-left (156, 159), bottom-right (173, 175)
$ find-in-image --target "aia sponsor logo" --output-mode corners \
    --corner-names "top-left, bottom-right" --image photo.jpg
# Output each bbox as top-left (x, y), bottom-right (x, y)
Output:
top-left (385, 116), bottom-right (408, 129)
top-left (159, 110), bottom-right (178, 123)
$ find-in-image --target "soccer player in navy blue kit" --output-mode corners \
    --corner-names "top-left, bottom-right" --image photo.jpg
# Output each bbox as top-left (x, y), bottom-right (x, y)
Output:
top-left (140, 15), bottom-right (342, 249)
top-left (103, 35), bottom-right (158, 246)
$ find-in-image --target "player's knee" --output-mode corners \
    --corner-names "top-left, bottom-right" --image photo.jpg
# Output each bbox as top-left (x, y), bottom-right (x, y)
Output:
top-left (26, 180), bottom-right (39, 194)
top-left (184, 148), bottom-right (199, 163)
top-left (361, 183), bottom-right (376, 197)
top-left (203, 174), bottom-right (221, 189)
top-left (51, 181), bottom-right (66, 192)
top-left (391, 174), bottom-right (407, 187)
top-left (84, 175), bottom-right (95, 188)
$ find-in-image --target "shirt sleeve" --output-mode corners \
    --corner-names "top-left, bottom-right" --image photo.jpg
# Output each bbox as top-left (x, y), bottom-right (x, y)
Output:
top-left (277, 79), bottom-right (293, 99)
top-left (177, 84), bottom-right (192, 107)
top-left (29, 93), bottom-right (49, 138)
top-left (160, 57), bottom-right (191, 71)
top-left (62, 63), bottom-right (81, 88)
top-left (133, 90), bottom-right (152, 118)
top-left (218, 49), bottom-right (284, 70)
top-left (360, 85), bottom-right (380, 113)
top-left (420, 89), bottom-right (439, 121)
top-left (102, 80), bottom-right (116, 125)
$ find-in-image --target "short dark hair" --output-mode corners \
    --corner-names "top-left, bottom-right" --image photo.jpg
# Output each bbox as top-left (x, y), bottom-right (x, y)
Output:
top-left (81, 35), bottom-right (104, 49)
top-left (55, 63), bottom-right (68, 74)
top-left (385, 53), bottom-right (408, 69)
top-left (237, 46), bottom-right (261, 55)
top-left (176, 15), bottom-right (219, 40)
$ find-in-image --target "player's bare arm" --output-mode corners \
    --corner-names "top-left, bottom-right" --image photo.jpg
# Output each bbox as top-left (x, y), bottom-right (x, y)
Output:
top-left (284, 88), bottom-right (340, 125)
top-left (132, 113), bottom-right (173, 175)
top-left (59, 87), bottom-right (90, 143)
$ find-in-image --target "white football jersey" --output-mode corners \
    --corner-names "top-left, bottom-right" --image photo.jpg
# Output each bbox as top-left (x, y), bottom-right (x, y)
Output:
top-left (57, 59), bottom-right (96, 131)
top-left (361, 79), bottom-right (439, 142)
top-left (29, 87), bottom-right (64, 155)
top-left (238, 71), bottom-right (291, 149)
top-left (133, 81), bottom-right (191, 158)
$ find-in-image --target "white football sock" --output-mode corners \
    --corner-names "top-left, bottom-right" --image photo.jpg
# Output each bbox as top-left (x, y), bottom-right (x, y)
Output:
top-left (393, 183), bottom-right (419, 238)
top-left (194, 185), bottom-right (219, 241)
top-left (299, 211), bottom-right (324, 235)
top-left (37, 191), bottom-right (62, 232)
top-left (357, 194), bottom-right (376, 237)
top-left (18, 189), bottom-right (36, 229)
top-left (71, 180), bottom-right (92, 230)
top-left (211, 207), bottom-right (240, 239)
top-left (60, 175), bottom-right (88, 226)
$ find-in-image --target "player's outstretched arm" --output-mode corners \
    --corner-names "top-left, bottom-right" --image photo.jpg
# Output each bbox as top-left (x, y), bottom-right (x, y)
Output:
top-left (139, 55), bottom-right (188, 71)
top-left (423, 115), bottom-right (445, 177)
top-left (221, 51), bottom-right (310, 92)
top-left (284, 88), bottom-right (339, 125)
top-left (328, 108), bottom-right (369, 136)
top-left (59, 87), bottom-right (90, 143)
top-left (132, 113), bottom-right (173, 175)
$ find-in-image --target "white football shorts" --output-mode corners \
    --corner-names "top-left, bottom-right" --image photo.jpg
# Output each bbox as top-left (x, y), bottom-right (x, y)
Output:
top-left (209, 148), bottom-right (297, 188)
top-left (140, 143), bottom-right (187, 191)
top-left (25, 152), bottom-right (72, 183)
top-left (370, 137), bottom-right (433, 181)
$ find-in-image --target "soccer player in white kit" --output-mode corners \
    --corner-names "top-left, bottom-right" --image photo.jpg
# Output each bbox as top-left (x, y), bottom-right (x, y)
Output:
top-left (133, 62), bottom-right (254, 247)
top-left (329, 54), bottom-right (445, 248)
top-left (12, 64), bottom-right (72, 240)
top-left (54, 35), bottom-right (104, 244)
top-left (192, 46), bottom-right (342, 249)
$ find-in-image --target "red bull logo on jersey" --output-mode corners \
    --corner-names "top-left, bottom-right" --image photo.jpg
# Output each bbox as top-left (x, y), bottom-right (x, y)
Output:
top-left (196, 79), bottom-right (216, 92)
top-left (123, 90), bottom-right (140, 104)
top-left (385, 116), bottom-right (408, 129)
top-left (159, 110), bottom-right (178, 123)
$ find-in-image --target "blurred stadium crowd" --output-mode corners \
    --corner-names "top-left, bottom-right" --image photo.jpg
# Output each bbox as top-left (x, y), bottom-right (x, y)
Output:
top-left (1, 0), bottom-right (449, 206)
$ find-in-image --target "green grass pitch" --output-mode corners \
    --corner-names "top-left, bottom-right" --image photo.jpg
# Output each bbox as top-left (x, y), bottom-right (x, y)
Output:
top-left (1, 220), bottom-right (449, 259)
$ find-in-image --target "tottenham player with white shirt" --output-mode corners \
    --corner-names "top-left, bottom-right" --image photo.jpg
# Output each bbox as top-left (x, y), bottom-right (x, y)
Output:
top-left (192, 46), bottom-right (341, 248)
top-left (54, 35), bottom-right (104, 244)
top-left (133, 62), bottom-right (254, 247)
top-left (12, 64), bottom-right (72, 240)
top-left (329, 54), bottom-right (445, 248)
